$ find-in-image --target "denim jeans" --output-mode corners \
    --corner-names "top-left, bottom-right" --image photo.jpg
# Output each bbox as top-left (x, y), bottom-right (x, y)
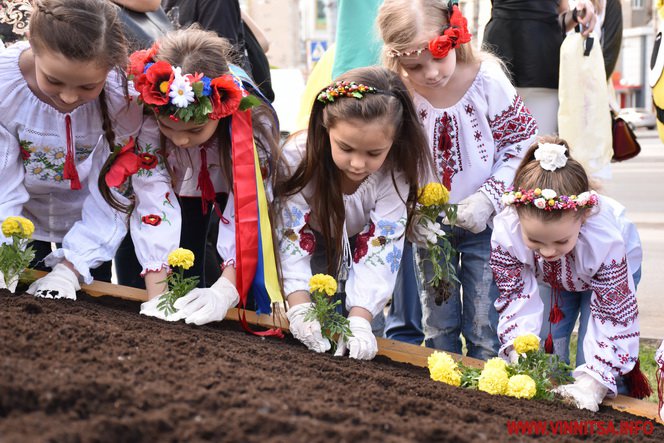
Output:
top-left (416, 225), bottom-right (500, 360)
top-left (539, 267), bottom-right (642, 395)
top-left (384, 241), bottom-right (425, 344)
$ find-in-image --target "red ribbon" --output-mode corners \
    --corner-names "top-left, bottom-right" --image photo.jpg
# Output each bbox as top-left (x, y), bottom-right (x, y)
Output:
top-left (230, 109), bottom-right (282, 338)
top-left (197, 147), bottom-right (217, 216)
top-left (63, 115), bottom-right (81, 190)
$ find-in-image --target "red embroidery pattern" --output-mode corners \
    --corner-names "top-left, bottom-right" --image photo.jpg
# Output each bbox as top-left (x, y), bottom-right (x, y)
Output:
top-left (432, 112), bottom-right (461, 190)
top-left (142, 214), bottom-right (162, 226)
top-left (298, 212), bottom-right (316, 255)
top-left (353, 221), bottom-right (375, 263)
top-left (481, 176), bottom-right (505, 208)
top-left (490, 245), bottom-right (529, 314)
top-left (589, 257), bottom-right (637, 327)
top-left (489, 95), bottom-right (537, 152)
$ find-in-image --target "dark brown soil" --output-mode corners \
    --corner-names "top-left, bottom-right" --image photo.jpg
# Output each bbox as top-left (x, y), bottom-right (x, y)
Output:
top-left (1, 290), bottom-right (662, 442)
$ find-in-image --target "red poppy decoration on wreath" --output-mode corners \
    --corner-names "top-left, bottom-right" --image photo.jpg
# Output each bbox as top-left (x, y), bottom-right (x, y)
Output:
top-left (141, 214), bottom-right (162, 226)
top-left (139, 152), bottom-right (159, 170)
top-left (209, 75), bottom-right (243, 119)
top-left (135, 60), bottom-right (174, 106)
top-left (105, 137), bottom-right (141, 188)
top-left (428, 5), bottom-right (472, 59)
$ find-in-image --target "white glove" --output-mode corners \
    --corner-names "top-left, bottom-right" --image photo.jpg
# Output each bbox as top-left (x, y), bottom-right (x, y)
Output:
top-left (553, 373), bottom-right (608, 412)
top-left (139, 295), bottom-right (179, 321)
top-left (26, 263), bottom-right (80, 300)
top-left (451, 192), bottom-right (495, 234)
top-left (334, 316), bottom-right (378, 360)
top-left (0, 269), bottom-right (19, 293)
top-left (508, 349), bottom-right (520, 364)
top-left (168, 276), bottom-right (239, 325)
top-left (410, 215), bottom-right (445, 248)
top-left (286, 302), bottom-right (332, 353)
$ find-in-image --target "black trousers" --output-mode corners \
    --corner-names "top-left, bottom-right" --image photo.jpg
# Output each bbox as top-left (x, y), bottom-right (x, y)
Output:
top-left (114, 193), bottom-right (228, 289)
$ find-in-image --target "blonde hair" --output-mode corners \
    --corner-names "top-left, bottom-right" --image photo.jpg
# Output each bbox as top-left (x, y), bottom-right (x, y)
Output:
top-left (377, 0), bottom-right (478, 72)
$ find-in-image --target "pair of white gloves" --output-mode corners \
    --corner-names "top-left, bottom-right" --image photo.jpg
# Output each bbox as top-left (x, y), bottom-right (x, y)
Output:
top-left (410, 192), bottom-right (495, 247)
top-left (140, 276), bottom-right (239, 325)
top-left (286, 303), bottom-right (378, 360)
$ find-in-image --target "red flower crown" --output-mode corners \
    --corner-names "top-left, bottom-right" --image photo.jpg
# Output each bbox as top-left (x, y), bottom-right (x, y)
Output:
top-left (387, 4), bottom-right (472, 59)
top-left (127, 44), bottom-right (245, 124)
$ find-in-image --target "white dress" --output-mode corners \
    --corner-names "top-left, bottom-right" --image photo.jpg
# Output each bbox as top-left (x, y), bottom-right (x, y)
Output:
top-left (490, 195), bottom-right (643, 396)
top-left (276, 134), bottom-right (410, 318)
top-left (414, 60), bottom-right (538, 212)
top-left (0, 42), bottom-right (180, 282)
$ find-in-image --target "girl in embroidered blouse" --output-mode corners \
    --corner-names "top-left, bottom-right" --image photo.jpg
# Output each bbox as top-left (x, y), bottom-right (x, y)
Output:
top-left (490, 136), bottom-right (648, 412)
top-left (129, 28), bottom-right (280, 325)
top-left (0, 0), bottom-right (178, 298)
top-left (273, 66), bottom-right (431, 359)
top-left (376, 0), bottom-right (538, 360)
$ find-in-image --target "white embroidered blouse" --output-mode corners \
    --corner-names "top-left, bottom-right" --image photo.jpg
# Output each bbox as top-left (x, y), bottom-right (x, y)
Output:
top-left (414, 60), bottom-right (538, 212)
top-left (490, 195), bottom-right (643, 395)
top-left (276, 133), bottom-right (409, 318)
top-left (0, 42), bottom-right (180, 282)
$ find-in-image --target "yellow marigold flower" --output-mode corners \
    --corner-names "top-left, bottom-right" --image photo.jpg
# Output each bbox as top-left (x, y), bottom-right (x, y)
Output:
top-left (418, 183), bottom-right (450, 207)
top-left (484, 357), bottom-right (508, 372)
top-left (427, 351), bottom-right (461, 387)
top-left (506, 374), bottom-right (537, 399)
top-left (2, 216), bottom-right (35, 239)
top-left (167, 248), bottom-right (195, 270)
top-left (513, 333), bottom-right (540, 355)
top-left (309, 274), bottom-right (337, 296)
top-left (478, 367), bottom-right (509, 395)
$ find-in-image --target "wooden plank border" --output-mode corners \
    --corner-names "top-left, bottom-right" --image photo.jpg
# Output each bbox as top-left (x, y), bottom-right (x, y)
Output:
top-left (33, 271), bottom-right (661, 423)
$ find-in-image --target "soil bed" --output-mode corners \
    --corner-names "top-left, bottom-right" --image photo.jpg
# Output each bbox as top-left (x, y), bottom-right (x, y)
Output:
top-left (1, 291), bottom-right (662, 442)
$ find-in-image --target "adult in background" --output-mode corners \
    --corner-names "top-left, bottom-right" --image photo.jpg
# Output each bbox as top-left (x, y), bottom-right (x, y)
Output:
top-left (483, 0), bottom-right (596, 135)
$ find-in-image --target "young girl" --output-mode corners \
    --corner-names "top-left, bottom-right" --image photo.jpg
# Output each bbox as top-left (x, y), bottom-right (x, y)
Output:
top-left (377, 0), bottom-right (538, 359)
top-left (491, 137), bottom-right (648, 411)
top-left (0, 0), bottom-right (178, 298)
top-left (273, 66), bottom-right (432, 359)
top-left (128, 28), bottom-right (281, 326)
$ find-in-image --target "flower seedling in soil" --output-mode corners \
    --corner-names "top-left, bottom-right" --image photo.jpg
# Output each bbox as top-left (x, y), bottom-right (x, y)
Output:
top-left (305, 274), bottom-right (352, 350)
top-left (0, 216), bottom-right (36, 293)
top-left (157, 248), bottom-right (199, 315)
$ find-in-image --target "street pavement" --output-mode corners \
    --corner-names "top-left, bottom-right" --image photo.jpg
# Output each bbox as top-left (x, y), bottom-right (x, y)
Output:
top-left (603, 128), bottom-right (663, 340)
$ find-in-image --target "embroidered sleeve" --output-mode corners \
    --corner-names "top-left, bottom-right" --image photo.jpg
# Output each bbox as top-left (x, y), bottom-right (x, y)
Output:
top-left (131, 117), bottom-right (182, 276)
top-left (490, 211), bottom-right (542, 358)
top-left (344, 174), bottom-right (408, 318)
top-left (48, 142), bottom-right (130, 284)
top-left (216, 192), bottom-right (237, 268)
top-left (0, 124), bottom-right (29, 244)
top-left (276, 191), bottom-right (316, 296)
top-left (574, 254), bottom-right (640, 396)
top-left (656, 341), bottom-right (664, 369)
top-left (483, 64), bottom-right (538, 211)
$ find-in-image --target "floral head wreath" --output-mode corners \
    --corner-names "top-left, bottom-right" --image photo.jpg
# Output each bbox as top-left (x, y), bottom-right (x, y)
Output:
top-left (501, 142), bottom-right (598, 210)
top-left (386, 1), bottom-right (472, 59)
top-left (127, 44), bottom-right (252, 124)
top-left (317, 80), bottom-right (379, 105)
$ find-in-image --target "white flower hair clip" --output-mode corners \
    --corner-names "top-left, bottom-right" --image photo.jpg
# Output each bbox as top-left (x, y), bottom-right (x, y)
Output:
top-left (534, 143), bottom-right (568, 171)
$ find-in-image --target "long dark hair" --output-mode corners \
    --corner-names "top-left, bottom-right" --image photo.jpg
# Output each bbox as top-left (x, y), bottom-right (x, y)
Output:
top-left (273, 66), bottom-right (432, 274)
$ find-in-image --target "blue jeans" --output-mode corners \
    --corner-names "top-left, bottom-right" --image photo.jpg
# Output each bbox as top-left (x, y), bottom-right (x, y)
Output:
top-left (384, 241), bottom-right (425, 344)
top-left (417, 226), bottom-right (500, 360)
top-left (539, 267), bottom-right (642, 395)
